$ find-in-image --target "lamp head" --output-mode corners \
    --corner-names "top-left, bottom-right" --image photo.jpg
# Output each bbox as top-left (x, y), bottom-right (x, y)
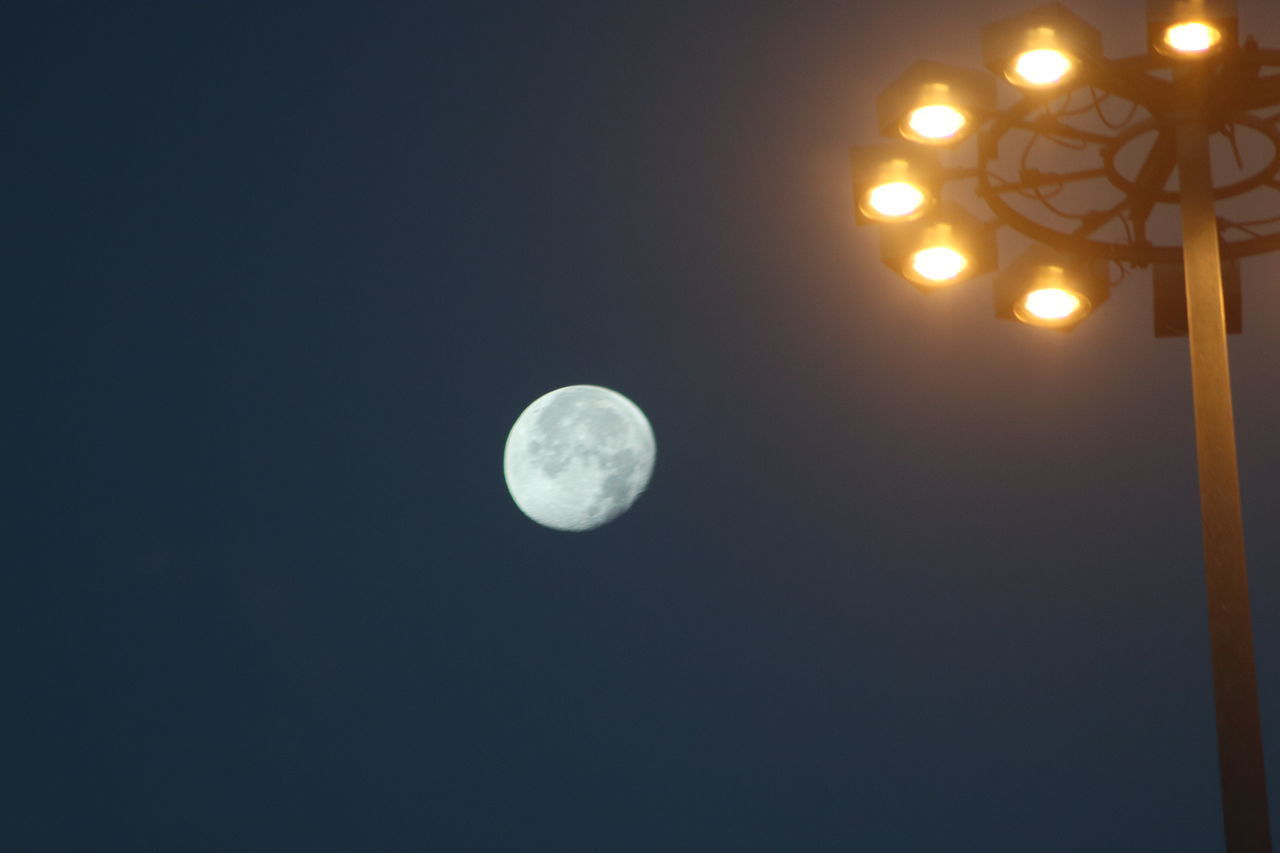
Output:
top-left (1147, 0), bottom-right (1237, 57)
top-left (849, 143), bottom-right (942, 224)
top-left (879, 202), bottom-right (997, 291)
top-left (980, 3), bottom-right (1102, 90)
top-left (993, 246), bottom-right (1109, 330)
top-left (875, 61), bottom-right (997, 146)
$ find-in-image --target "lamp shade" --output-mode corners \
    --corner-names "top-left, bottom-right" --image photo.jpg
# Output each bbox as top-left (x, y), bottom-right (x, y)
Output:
top-left (849, 142), bottom-right (943, 224)
top-left (980, 2), bottom-right (1102, 89)
top-left (879, 202), bottom-right (997, 291)
top-left (875, 61), bottom-right (997, 146)
top-left (1147, 0), bottom-right (1237, 57)
top-left (993, 245), bottom-right (1109, 329)
top-left (1153, 259), bottom-right (1242, 336)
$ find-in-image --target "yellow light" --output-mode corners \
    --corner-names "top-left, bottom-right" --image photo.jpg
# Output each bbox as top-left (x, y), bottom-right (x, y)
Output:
top-left (909, 246), bottom-right (969, 285)
top-left (1021, 287), bottom-right (1084, 323)
top-left (903, 104), bottom-right (968, 143)
top-left (1163, 22), bottom-right (1221, 54)
top-left (865, 181), bottom-right (926, 220)
top-left (1009, 48), bottom-right (1074, 87)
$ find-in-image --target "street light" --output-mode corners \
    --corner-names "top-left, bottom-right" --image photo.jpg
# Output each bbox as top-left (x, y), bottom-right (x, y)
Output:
top-left (849, 1), bottom-right (1280, 850)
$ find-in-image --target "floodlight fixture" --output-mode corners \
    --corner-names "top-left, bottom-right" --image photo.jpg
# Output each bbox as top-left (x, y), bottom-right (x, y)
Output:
top-left (980, 2), bottom-right (1103, 89)
top-left (879, 202), bottom-right (997, 290)
top-left (849, 143), bottom-right (942, 223)
top-left (1147, 0), bottom-right (1237, 57)
top-left (993, 246), bottom-right (1109, 329)
top-left (875, 61), bottom-right (997, 146)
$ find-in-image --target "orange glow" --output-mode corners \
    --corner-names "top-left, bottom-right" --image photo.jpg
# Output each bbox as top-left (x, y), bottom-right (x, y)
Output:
top-left (903, 104), bottom-right (968, 143)
top-left (1023, 287), bottom-right (1081, 320)
top-left (908, 246), bottom-right (969, 285)
top-left (1008, 48), bottom-right (1074, 87)
top-left (864, 181), bottom-right (927, 220)
top-left (1162, 22), bottom-right (1221, 54)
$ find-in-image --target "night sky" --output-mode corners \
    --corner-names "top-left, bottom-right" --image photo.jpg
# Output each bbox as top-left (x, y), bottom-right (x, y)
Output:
top-left (9, 1), bottom-right (1280, 850)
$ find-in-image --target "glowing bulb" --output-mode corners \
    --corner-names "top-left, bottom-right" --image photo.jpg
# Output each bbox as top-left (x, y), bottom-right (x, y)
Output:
top-left (904, 105), bottom-right (967, 143)
top-left (1009, 49), bottom-right (1074, 87)
top-left (1022, 287), bottom-right (1083, 321)
top-left (909, 246), bottom-right (969, 284)
top-left (1163, 22), bottom-right (1220, 54)
top-left (866, 181), bottom-right (926, 219)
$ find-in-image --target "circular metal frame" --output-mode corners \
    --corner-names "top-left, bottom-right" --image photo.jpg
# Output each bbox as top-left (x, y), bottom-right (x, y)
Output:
top-left (1100, 114), bottom-right (1280, 204)
top-left (970, 44), bottom-right (1280, 265)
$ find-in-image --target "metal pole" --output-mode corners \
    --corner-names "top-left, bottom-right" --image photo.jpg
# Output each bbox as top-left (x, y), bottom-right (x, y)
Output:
top-left (1174, 65), bottom-right (1272, 853)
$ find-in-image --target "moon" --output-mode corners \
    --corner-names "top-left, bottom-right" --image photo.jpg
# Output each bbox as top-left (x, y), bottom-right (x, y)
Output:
top-left (504, 385), bottom-right (656, 531)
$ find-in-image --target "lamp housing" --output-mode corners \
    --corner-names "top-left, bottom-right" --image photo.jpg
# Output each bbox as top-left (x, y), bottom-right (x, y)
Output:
top-left (879, 202), bottom-right (997, 291)
top-left (850, 142), bottom-right (943, 224)
top-left (1147, 0), bottom-right (1237, 57)
top-left (875, 61), bottom-right (997, 146)
top-left (1153, 260), bottom-right (1242, 336)
top-left (980, 2), bottom-right (1103, 89)
top-left (993, 246), bottom-right (1109, 330)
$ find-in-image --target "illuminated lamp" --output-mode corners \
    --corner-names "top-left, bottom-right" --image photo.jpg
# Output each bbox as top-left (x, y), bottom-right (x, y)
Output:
top-left (849, 143), bottom-right (942, 224)
top-left (1147, 0), bottom-right (1237, 58)
top-left (980, 2), bottom-right (1102, 89)
top-left (993, 246), bottom-right (1109, 330)
top-left (879, 202), bottom-right (997, 291)
top-left (875, 61), bottom-right (997, 146)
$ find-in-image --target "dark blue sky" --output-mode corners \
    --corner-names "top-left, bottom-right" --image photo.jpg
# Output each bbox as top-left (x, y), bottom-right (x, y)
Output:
top-left (8, 1), bottom-right (1280, 850)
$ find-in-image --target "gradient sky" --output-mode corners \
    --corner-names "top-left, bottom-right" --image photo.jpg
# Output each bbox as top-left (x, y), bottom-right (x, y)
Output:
top-left (8, 1), bottom-right (1280, 850)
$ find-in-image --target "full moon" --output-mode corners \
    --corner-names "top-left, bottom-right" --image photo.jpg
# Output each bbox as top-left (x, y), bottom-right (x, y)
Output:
top-left (504, 385), bottom-right (656, 531)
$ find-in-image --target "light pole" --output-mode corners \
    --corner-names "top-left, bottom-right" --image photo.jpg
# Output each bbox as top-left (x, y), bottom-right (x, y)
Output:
top-left (849, 2), bottom-right (1280, 849)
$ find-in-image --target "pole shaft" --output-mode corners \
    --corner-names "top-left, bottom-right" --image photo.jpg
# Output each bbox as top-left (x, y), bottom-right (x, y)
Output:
top-left (1175, 68), bottom-right (1272, 853)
